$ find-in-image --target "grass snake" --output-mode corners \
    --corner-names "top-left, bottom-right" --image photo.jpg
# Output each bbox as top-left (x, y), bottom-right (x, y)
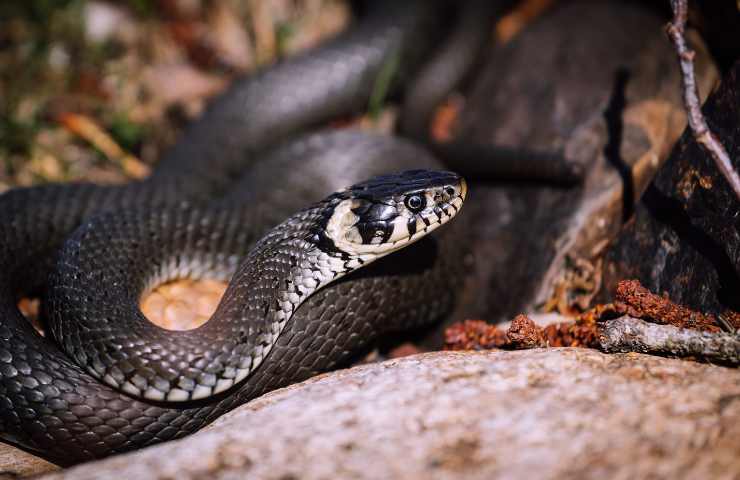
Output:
top-left (0, 0), bottom-right (491, 464)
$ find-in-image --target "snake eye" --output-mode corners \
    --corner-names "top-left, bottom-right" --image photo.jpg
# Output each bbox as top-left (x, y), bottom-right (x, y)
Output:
top-left (404, 194), bottom-right (425, 213)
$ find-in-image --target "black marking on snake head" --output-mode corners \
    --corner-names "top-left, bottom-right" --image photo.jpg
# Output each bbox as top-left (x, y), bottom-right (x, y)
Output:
top-left (351, 201), bottom-right (396, 221)
top-left (311, 210), bottom-right (344, 256)
top-left (351, 201), bottom-right (398, 245)
top-left (433, 206), bottom-right (443, 221)
top-left (314, 230), bottom-right (350, 259)
top-left (356, 220), bottom-right (393, 244)
top-left (407, 217), bottom-right (417, 236)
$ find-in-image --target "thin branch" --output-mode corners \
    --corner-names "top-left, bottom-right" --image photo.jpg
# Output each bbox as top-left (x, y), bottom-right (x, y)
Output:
top-left (599, 316), bottom-right (740, 366)
top-left (666, 0), bottom-right (740, 201)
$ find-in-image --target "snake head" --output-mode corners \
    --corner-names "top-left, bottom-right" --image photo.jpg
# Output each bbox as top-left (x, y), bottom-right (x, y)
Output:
top-left (323, 169), bottom-right (466, 257)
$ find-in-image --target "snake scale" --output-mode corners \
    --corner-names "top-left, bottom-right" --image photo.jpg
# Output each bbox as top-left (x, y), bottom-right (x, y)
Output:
top-left (0, 0), bottom-right (491, 464)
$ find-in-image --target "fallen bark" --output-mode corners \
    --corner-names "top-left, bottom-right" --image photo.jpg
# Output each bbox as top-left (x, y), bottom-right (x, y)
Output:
top-left (611, 279), bottom-right (722, 332)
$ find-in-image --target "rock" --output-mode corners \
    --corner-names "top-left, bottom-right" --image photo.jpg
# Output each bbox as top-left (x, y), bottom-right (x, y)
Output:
top-left (600, 60), bottom-right (740, 315)
top-left (0, 443), bottom-right (59, 478)
top-left (449, 0), bottom-right (718, 324)
top-left (40, 349), bottom-right (740, 480)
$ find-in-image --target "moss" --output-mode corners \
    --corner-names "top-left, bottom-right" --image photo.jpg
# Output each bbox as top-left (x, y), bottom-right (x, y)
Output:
top-left (108, 113), bottom-right (145, 152)
top-left (367, 46), bottom-right (400, 121)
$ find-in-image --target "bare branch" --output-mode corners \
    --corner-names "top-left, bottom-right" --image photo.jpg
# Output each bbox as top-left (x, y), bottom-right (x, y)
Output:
top-left (666, 0), bottom-right (740, 200)
top-left (599, 316), bottom-right (740, 365)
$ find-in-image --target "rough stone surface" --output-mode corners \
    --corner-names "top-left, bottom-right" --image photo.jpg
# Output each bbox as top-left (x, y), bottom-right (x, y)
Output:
top-left (40, 349), bottom-right (740, 480)
top-left (0, 443), bottom-right (58, 478)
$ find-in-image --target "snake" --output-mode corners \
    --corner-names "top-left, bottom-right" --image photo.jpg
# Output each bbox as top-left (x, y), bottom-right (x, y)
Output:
top-left (0, 0), bottom-right (490, 465)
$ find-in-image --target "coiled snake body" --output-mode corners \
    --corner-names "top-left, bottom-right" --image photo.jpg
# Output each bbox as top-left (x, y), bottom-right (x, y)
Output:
top-left (0, 0), bottom-right (481, 464)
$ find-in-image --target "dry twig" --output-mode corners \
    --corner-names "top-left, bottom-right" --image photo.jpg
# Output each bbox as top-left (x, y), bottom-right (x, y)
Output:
top-left (57, 113), bottom-right (151, 179)
top-left (600, 316), bottom-right (740, 366)
top-left (666, 0), bottom-right (740, 200)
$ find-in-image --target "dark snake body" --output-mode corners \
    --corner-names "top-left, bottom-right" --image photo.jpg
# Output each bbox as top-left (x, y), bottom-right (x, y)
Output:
top-left (0, 0), bottom-right (478, 464)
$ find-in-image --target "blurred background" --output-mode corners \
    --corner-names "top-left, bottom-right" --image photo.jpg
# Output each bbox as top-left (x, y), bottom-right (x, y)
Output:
top-left (2, 0), bottom-right (737, 193)
top-left (0, 0), bottom-right (355, 190)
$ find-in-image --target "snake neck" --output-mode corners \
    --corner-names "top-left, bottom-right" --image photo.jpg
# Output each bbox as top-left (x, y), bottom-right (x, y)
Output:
top-left (235, 198), bottom-right (373, 329)
top-left (170, 201), bottom-right (373, 401)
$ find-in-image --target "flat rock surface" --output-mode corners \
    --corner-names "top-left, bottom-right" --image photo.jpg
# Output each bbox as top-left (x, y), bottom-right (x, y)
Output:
top-left (0, 443), bottom-right (58, 478)
top-left (41, 349), bottom-right (740, 480)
